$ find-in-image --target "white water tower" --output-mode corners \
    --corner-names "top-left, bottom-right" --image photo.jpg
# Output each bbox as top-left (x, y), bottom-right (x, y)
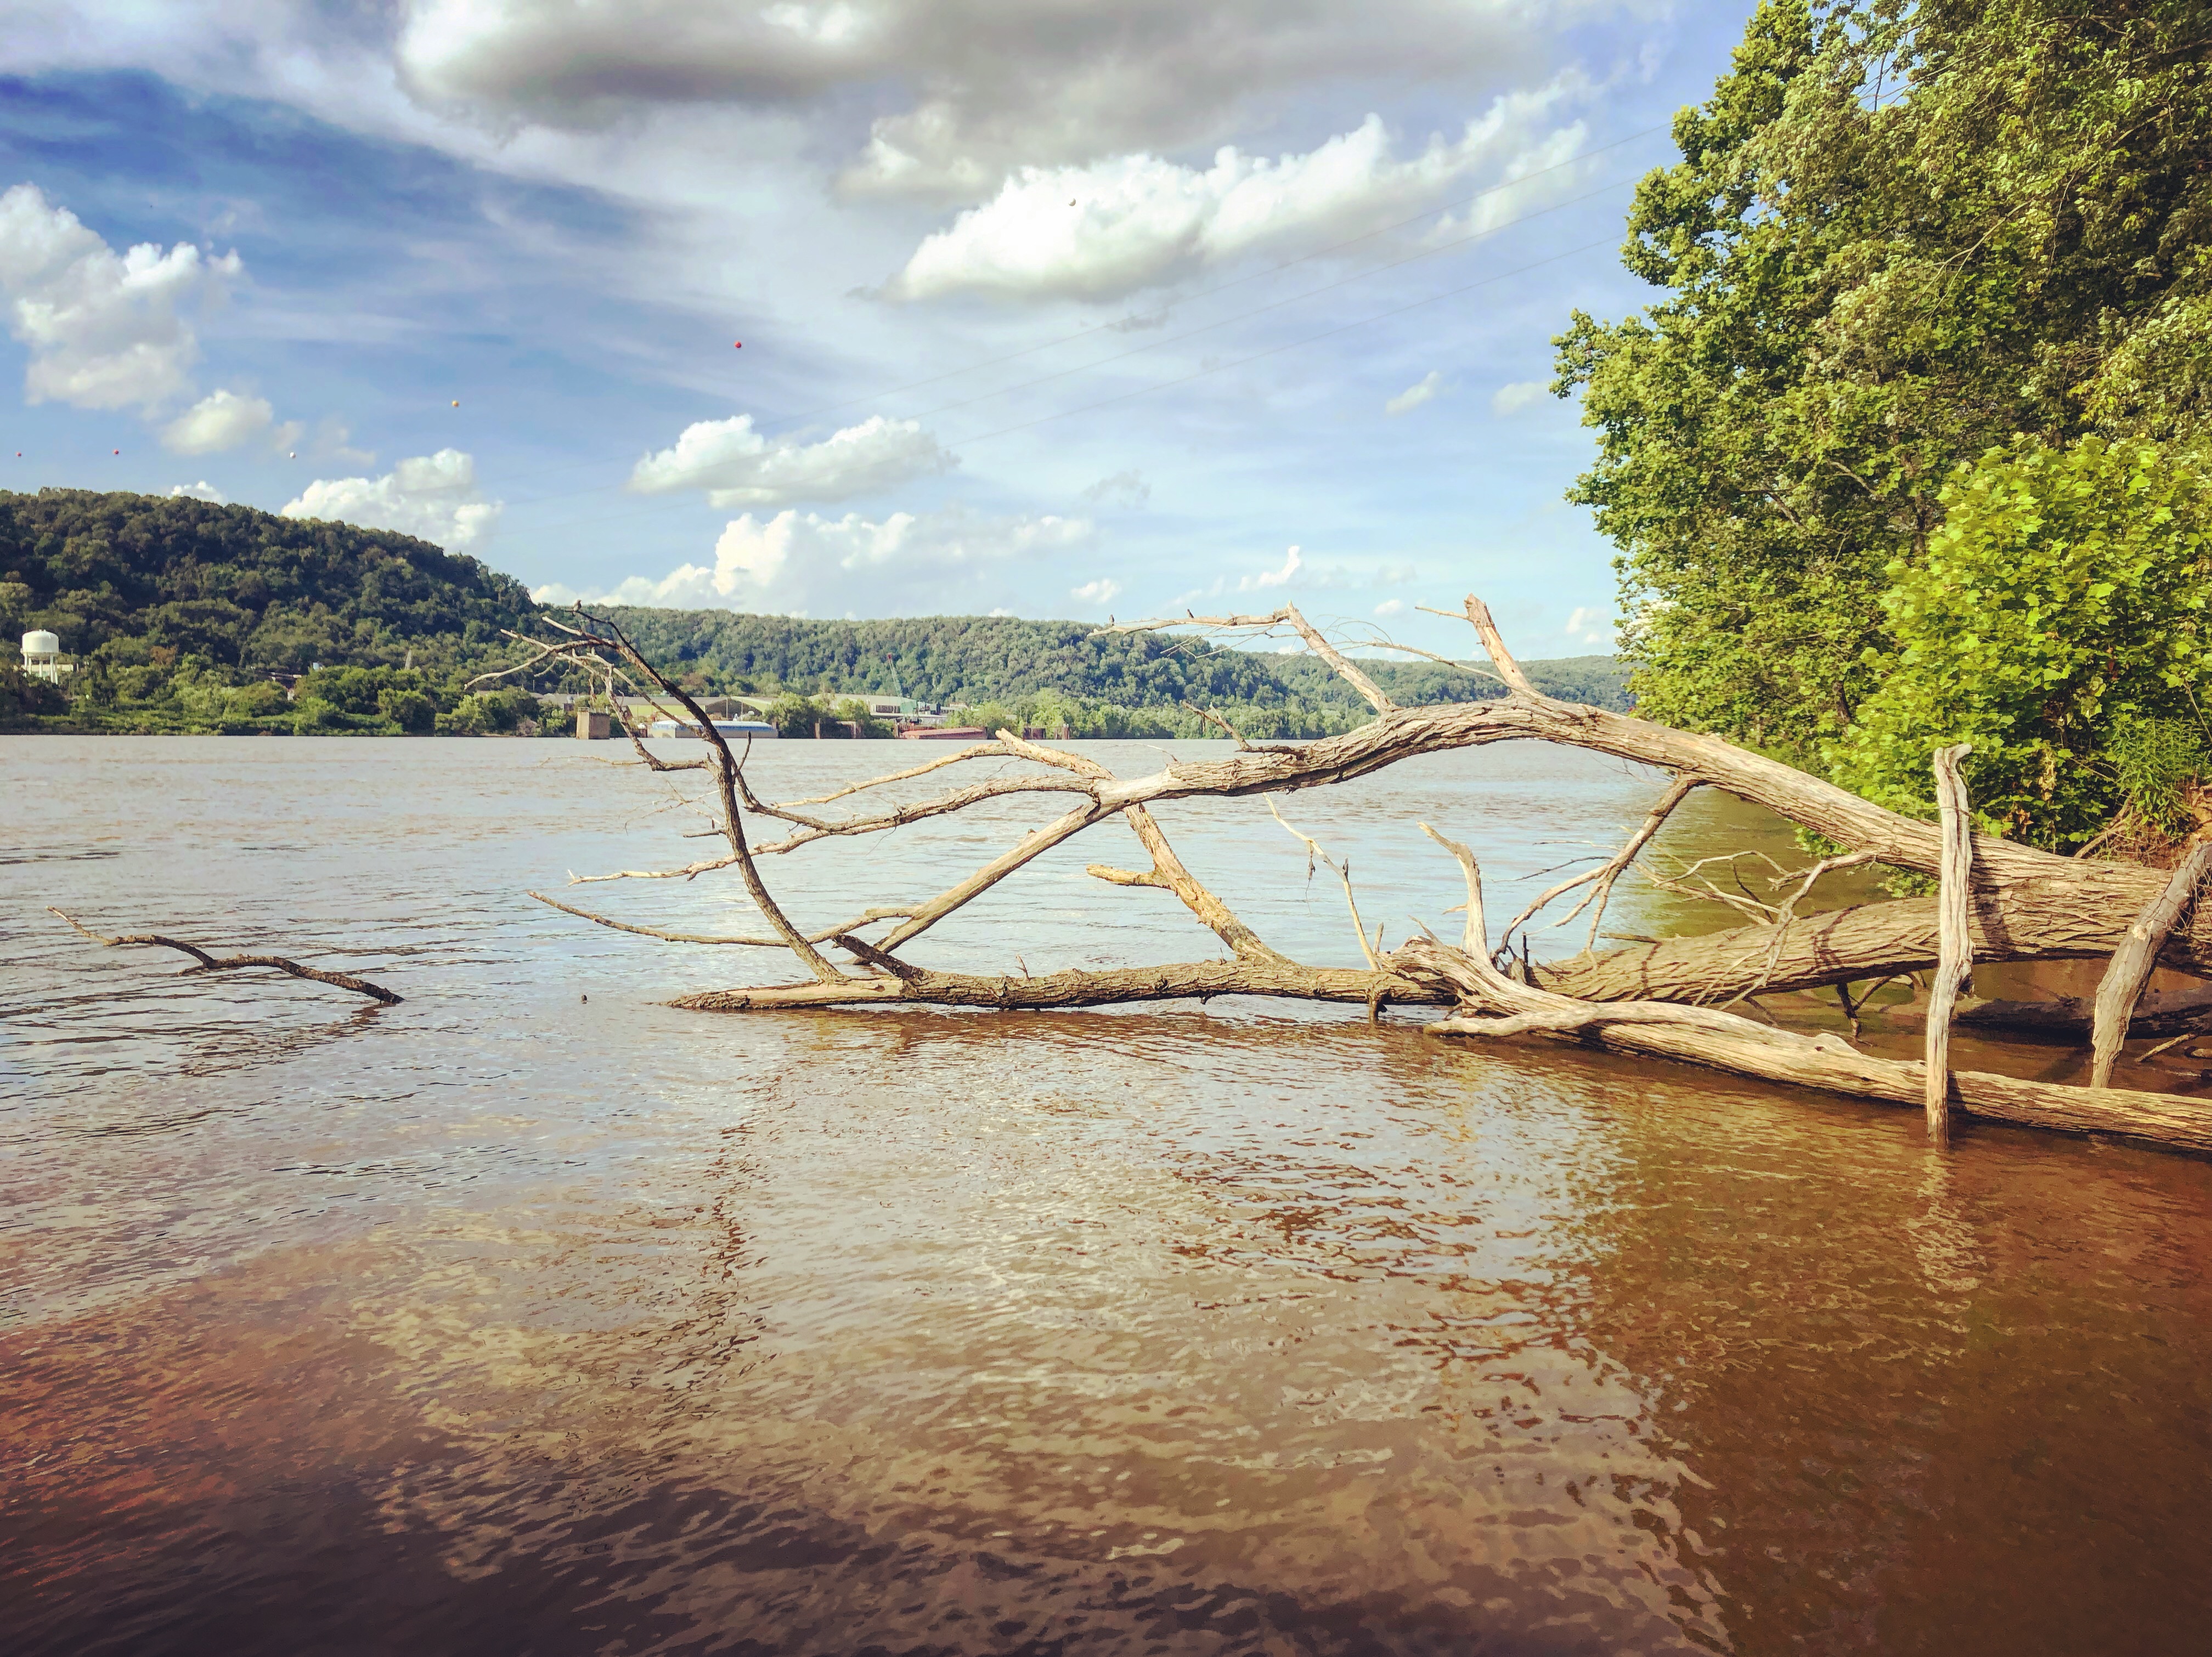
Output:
top-left (21, 630), bottom-right (71, 685)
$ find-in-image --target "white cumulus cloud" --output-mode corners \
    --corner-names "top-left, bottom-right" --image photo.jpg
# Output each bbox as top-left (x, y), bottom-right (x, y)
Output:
top-left (1563, 605), bottom-right (1615, 647)
top-left (1492, 379), bottom-right (1548, 415)
top-left (886, 87), bottom-right (1588, 303)
top-left (281, 449), bottom-right (503, 552)
top-left (556, 504), bottom-right (1093, 614)
top-left (1240, 545), bottom-right (1302, 591)
top-left (0, 182), bottom-right (240, 412)
top-left (627, 413), bottom-right (957, 508)
top-left (168, 480), bottom-right (225, 502)
top-left (161, 387), bottom-right (299, 455)
top-left (1374, 598), bottom-right (1406, 617)
top-left (1071, 577), bottom-right (1121, 606)
top-left (1385, 370), bottom-right (1443, 416)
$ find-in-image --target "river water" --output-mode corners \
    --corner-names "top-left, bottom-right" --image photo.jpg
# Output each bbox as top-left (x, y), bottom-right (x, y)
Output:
top-left (4, 737), bottom-right (2208, 1656)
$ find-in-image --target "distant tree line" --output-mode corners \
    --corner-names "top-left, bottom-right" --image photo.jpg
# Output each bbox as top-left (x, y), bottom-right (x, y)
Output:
top-left (605, 607), bottom-right (1630, 736)
top-left (0, 487), bottom-right (1628, 736)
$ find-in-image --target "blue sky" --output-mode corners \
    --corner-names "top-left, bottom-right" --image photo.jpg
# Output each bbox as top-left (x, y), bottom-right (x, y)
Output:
top-left (0, 1), bottom-right (1748, 660)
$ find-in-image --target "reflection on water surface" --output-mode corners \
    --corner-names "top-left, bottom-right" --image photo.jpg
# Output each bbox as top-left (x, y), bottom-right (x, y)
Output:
top-left (3, 738), bottom-right (2208, 1654)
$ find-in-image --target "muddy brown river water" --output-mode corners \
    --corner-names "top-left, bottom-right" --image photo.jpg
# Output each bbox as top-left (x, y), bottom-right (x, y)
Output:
top-left (3, 737), bottom-right (2208, 1655)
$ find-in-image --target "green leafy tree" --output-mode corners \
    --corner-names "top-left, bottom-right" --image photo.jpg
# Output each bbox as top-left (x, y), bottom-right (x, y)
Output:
top-left (292, 695), bottom-right (348, 735)
top-left (1556, 0), bottom-right (2212, 754)
top-left (1827, 437), bottom-right (2212, 848)
top-left (440, 688), bottom-right (540, 736)
top-left (828, 697), bottom-right (890, 738)
top-left (765, 691), bottom-right (827, 738)
top-left (379, 686), bottom-right (438, 734)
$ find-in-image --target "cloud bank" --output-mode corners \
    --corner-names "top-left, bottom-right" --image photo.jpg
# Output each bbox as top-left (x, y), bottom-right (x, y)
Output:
top-left (538, 504), bottom-right (1093, 613)
top-left (887, 87), bottom-right (1589, 303)
top-left (382, 0), bottom-right (1563, 202)
top-left (0, 182), bottom-right (239, 412)
top-left (627, 414), bottom-right (956, 508)
top-left (282, 449), bottom-right (503, 551)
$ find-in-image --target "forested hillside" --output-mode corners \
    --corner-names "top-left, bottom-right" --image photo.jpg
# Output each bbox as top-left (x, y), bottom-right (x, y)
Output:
top-left (1, 488), bottom-right (535, 675)
top-left (602, 608), bottom-right (1629, 716)
top-left (0, 488), bottom-right (553, 734)
top-left (1, 487), bottom-right (1626, 734)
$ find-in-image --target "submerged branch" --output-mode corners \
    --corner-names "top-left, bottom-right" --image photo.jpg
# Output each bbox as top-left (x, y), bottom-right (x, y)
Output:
top-left (52, 908), bottom-right (400, 1005)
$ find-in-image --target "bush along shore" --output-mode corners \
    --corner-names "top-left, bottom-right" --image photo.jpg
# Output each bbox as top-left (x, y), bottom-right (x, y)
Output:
top-left (3, 660), bottom-right (571, 738)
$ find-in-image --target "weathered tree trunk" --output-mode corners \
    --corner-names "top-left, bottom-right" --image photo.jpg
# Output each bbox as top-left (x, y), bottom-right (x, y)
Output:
top-left (1925, 744), bottom-right (1976, 1144)
top-left (1532, 878), bottom-right (2163, 1005)
top-left (2089, 839), bottom-right (2212, 1087)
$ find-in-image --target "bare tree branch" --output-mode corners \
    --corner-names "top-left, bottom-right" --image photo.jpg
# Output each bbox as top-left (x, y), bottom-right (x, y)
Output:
top-left (1267, 798), bottom-right (1380, 968)
top-left (2090, 838), bottom-right (2212, 1087)
top-left (52, 908), bottom-right (400, 1005)
top-left (740, 772), bottom-right (1099, 856)
top-left (1458, 595), bottom-right (1539, 697)
top-left (528, 890), bottom-right (915, 947)
top-left (1926, 743), bottom-right (1976, 1142)
top-left (501, 608), bottom-right (847, 981)
top-left (1494, 775), bottom-right (1703, 958)
top-left (1181, 701), bottom-right (1256, 748)
top-left (777, 743), bottom-right (1019, 806)
top-left (486, 591), bottom-right (2212, 1158)
top-left (1096, 603), bottom-right (1395, 714)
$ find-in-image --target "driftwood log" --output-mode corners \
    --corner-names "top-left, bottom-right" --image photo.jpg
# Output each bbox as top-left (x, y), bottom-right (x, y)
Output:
top-left (2087, 840), bottom-right (2212, 1088)
top-left (471, 598), bottom-right (2212, 1157)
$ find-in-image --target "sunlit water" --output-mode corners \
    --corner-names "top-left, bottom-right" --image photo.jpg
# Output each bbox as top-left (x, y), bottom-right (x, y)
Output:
top-left (3, 737), bottom-right (2208, 1655)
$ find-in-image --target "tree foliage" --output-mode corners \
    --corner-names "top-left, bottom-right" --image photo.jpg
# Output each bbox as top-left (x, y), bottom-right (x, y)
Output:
top-left (0, 489), bottom-right (554, 733)
top-left (1557, 0), bottom-right (2212, 754)
top-left (1827, 437), bottom-right (2211, 847)
top-left (1, 488), bottom-right (537, 674)
top-left (604, 607), bottom-right (1630, 728)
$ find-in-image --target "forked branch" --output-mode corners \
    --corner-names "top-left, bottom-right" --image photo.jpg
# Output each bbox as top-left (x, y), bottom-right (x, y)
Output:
top-left (52, 908), bottom-right (400, 1004)
top-left (1098, 603), bottom-right (1395, 714)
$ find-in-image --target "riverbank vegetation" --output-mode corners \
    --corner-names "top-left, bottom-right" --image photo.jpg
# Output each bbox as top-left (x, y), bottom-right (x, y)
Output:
top-left (1559, 0), bottom-right (2212, 856)
top-left (603, 607), bottom-right (1629, 731)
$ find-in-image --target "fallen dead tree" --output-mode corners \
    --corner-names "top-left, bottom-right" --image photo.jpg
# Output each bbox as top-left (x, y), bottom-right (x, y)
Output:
top-left (473, 598), bottom-right (2212, 1157)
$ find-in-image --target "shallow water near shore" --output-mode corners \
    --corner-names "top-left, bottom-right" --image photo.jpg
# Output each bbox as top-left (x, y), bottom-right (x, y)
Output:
top-left (4, 736), bottom-right (2209, 1655)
